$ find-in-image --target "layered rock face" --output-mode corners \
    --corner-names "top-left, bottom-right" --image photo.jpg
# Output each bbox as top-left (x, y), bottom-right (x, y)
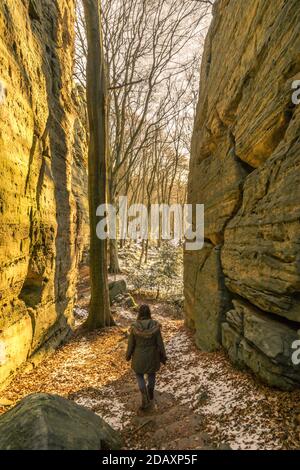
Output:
top-left (185, 0), bottom-right (300, 389)
top-left (0, 1), bottom-right (88, 387)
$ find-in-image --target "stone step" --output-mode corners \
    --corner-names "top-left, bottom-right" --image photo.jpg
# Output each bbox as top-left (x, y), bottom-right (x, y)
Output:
top-left (152, 415), bottom-right (202, 446)
top-left (162, 433), bottom-right (207, 450)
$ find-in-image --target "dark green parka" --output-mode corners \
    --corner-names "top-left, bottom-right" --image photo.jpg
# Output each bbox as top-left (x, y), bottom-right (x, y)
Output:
top-left (126, 319), bottom-right (167, 374)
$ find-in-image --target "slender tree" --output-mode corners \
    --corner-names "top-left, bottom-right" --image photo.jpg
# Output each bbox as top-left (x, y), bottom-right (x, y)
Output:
top-left (83, 0), bottom-right (114, 329)
top-left (75, 0), bottom-right (210, 273)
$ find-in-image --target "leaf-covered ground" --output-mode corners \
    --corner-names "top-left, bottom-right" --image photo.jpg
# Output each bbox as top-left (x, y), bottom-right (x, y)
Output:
top-left (0, 264), bottom-right (299, 450)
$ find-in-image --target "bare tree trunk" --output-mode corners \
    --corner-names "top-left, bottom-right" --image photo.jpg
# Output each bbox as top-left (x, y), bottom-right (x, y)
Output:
top-left (109, 238), bottom-right (121, 274)
top-left (83, 0), bottom-right (114, 329)
top-left (108, 186), bottom-right (121, 274)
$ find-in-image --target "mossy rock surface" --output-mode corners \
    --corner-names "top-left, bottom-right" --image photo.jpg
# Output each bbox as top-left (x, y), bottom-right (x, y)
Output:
top-left (0, 393), bottom-right (123, 450)
top-left (109, 280), bottom-right (127, 303)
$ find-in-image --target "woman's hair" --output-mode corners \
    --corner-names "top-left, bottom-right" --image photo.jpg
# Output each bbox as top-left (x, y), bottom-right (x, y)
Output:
top-left (137, 304), bottom-right (152, 320)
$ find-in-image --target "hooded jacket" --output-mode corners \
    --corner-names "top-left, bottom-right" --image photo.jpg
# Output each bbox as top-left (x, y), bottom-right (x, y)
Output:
top-left (126, 318), bottom-right (167, 374)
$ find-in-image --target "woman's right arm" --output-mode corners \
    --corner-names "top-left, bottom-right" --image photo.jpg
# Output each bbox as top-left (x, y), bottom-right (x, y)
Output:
top-left (157, 328), bottom-right (167, 364)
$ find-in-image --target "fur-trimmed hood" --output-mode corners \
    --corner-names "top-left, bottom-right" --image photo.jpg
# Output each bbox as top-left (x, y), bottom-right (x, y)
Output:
top-left (130, 319), bottom-right (161, 338)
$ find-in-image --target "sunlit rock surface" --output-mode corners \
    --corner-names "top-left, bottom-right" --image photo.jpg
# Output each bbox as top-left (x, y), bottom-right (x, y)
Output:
top-left (0, 0), bottom-right (88, 387)
top-left (184, 0), bottom-right (300, 388)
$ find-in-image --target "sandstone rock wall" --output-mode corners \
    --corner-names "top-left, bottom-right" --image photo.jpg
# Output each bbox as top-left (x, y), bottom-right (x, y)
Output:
top-left (185, 0), bottom-right (300, 389)
top-left (0, 0), bottom-right (88, 387)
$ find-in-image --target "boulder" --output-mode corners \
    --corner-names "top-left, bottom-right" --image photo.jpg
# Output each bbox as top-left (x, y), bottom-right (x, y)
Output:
top-left (0, 393), bottom-right (123, 450)
top-left (221, 322), bottom-right (243, 367)
top-left (222, 300), bottom-right (300, 389)
top-left (109, 280), bottom-right (127, 303)
top-left (243, 306), bottom-right (299, 362)
top-left (225, 305), bottom-right (243, 333)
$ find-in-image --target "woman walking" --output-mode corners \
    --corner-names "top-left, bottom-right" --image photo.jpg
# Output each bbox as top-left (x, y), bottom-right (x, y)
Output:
top-left (126, 304), bottom-right (167, 410)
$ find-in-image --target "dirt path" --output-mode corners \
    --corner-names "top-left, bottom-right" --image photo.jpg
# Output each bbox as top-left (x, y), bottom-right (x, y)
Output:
top-left (0, 267), bottom-right (299, 450)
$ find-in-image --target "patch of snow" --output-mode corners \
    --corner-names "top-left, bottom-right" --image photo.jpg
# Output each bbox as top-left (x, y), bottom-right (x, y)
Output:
top-left (74, 385), bottom-right (133, 431)
top-left (74, 306), bottom-right (88, 320)
top-left (118, 309), bottom-right (136, 321)
top-left (157, 330), bottom-right (284, 450)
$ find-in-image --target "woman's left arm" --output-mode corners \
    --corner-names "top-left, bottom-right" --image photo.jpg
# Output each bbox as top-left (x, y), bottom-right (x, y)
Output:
top-left (126, 328), bottom-right (135, 361)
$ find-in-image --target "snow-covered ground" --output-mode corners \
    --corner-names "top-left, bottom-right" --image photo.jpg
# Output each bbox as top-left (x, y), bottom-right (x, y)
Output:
top-left (157, 329), bottom-right (299, 450)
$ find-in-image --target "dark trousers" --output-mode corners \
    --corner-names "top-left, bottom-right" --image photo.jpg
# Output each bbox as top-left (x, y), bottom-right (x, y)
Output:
top-left (135, 373), bottom-right (156, 392)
